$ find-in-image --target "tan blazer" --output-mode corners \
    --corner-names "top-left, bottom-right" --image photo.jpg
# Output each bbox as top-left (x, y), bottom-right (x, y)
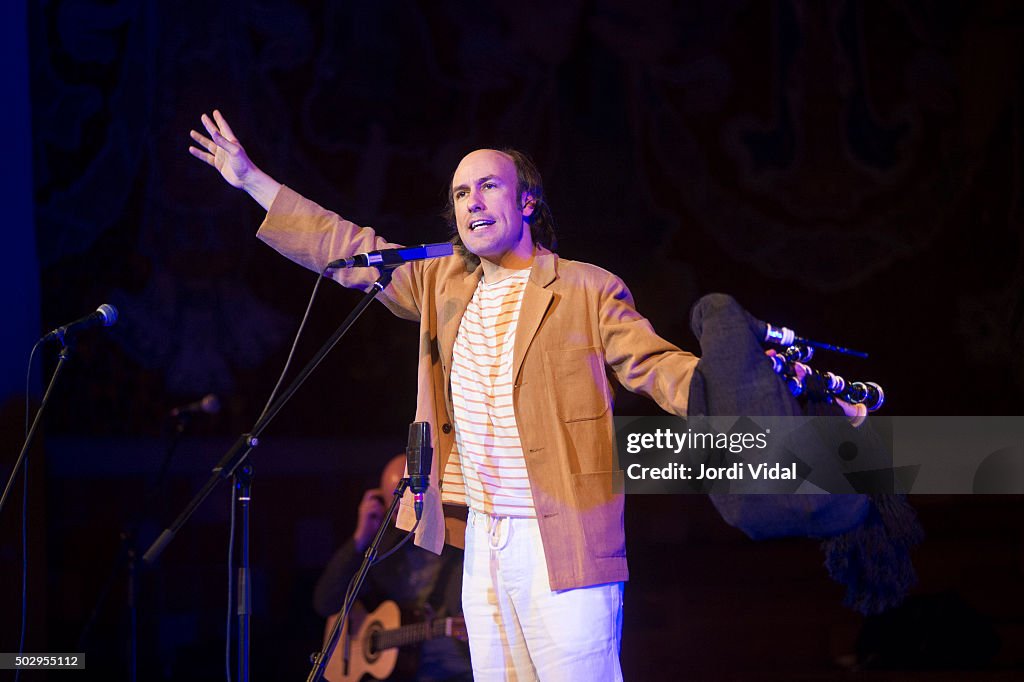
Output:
top-left (259, 186), bottom-right (697, 590)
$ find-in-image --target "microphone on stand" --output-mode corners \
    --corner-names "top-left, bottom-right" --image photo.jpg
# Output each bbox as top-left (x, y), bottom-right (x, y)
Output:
top-left (169, 394), bottom-right (221, 419)
top-left (405, 422), bottom-right (432, 520)
top-left (40, 304), bottom-right (119, 344)
top-left (326, 243), bottom-right (454, 270)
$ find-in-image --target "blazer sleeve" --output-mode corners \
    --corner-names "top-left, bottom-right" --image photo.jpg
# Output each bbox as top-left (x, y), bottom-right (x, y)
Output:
top-left (256, 185), bottom-right (425, 322)
top-left (597, 272), bottom-right (698, 417)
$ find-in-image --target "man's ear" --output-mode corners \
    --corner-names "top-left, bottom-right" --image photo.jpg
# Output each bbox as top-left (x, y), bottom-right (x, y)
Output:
top-left (521, 193), bottom-right (536, 218)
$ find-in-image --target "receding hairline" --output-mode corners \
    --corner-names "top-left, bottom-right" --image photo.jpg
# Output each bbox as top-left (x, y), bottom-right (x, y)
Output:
top-left (460, 148), bottom-right (515, 164)
top-left (450, 149), bottom-right (518, 190)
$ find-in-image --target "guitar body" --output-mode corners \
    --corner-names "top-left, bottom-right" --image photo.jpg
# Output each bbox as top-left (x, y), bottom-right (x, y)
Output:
top-left (322, 600), bottom-right (468, 682)
top-left (323, 601), bottom-right (400, 682)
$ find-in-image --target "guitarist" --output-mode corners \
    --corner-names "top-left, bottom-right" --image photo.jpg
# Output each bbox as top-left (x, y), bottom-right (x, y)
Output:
top-left (313, 456), bottom-right (472, 682)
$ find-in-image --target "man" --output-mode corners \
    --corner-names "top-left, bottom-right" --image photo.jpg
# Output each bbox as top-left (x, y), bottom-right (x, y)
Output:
top-left (314, 455), bottom-right (471, 682)
top-left (189, 110), bottom-right (698, 680)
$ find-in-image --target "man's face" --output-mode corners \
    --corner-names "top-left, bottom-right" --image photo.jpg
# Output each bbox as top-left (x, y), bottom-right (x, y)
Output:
top-left (451, 149), bottom-right (535, 267)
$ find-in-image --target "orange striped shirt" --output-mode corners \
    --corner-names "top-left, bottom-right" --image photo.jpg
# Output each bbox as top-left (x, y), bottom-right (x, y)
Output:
top-left (441, 269), bottom-right (536, 516)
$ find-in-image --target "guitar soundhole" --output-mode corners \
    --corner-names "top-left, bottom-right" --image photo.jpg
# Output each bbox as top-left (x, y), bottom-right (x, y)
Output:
top-left (364, 622), bottom-right (384, 662)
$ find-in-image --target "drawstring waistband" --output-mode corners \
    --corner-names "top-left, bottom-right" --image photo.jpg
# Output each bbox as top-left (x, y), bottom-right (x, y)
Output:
top-left (486, 514), bottom-right (510, 551)
top-left (470, 509), bottom-right (532, 552)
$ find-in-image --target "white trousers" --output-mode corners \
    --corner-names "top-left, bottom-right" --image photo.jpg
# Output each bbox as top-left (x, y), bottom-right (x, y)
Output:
top-left (462, 510), bottom-right (624, 682)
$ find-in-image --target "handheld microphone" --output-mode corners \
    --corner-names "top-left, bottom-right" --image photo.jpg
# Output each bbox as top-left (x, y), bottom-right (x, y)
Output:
top-left (169, 394), bottom-right (221, 419)
top-left (41, 304), bottom-right (119, 344)
top-left (326, 243), bottom-right (454, 270)
top-left (405, 422), bottom-right (432, 520)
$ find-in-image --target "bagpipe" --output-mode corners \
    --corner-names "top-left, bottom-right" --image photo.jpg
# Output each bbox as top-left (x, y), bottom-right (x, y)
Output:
top-left (688, 294), bottom-right (920, 617)
top-left (759, 321), bottom-right (884, 413)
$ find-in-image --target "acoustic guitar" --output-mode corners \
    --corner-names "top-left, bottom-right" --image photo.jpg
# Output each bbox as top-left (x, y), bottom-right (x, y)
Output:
top-left (323, 600), bottom-right (467, 682)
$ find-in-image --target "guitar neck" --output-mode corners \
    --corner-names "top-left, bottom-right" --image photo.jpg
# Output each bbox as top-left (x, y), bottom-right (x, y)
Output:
top-left (372, 617), bottom-right (457, 652)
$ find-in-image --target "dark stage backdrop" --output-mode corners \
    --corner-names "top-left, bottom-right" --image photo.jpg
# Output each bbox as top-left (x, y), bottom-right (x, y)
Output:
top-left (3, 1), bottom-right (1022, 679)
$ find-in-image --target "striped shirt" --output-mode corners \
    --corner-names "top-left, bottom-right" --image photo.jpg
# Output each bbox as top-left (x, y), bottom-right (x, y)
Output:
top-left (441, 268), bottom-right (536, 517)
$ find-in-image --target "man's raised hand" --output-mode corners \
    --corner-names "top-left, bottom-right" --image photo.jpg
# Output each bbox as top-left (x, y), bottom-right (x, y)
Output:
top-left (189, 109), bottom-right (281, 210)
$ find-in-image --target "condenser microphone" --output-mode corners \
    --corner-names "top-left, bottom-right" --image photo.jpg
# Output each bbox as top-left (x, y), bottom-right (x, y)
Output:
top-left (40, 304), bottom-right (119, 344)
top-left (326, 243), bottom-right (454, 270)
top-left (405, 421), bottom-right (432, 520)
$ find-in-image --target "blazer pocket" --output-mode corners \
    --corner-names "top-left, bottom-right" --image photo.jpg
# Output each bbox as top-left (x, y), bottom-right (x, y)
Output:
top-left (545, 347), bottom-right (610, 422)
top-left (571, 470), bottom-right (626, 558)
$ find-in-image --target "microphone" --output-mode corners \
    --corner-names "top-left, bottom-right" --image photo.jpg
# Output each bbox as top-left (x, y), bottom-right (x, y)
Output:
top-left (169, 394), bottom-right (221, 419)
top-left (326, 243), bottom-right (454, 270)
top-left (405, 422), bottom-right (432, 520)
top-left (41, 304), bottom-right (119, 344)
top-left (759, 320), bottom-right (868, 359)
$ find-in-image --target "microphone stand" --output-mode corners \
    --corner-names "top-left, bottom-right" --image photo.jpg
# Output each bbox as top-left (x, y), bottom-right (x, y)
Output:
top-left (76, 529), bottom-right (138, 682)
top-left (1, 342), bottom-right (73, 513)
top-left (143, 266), bottom-right (395, 564)
top-left (235, 465), bottom-right (253, 682)
top-left (141, 266), bottom-right (396, 678)
top-left (151, 414), bottom-right (191, 493)
top-left (77, 413), bottom-right (194, 681)
top-left (305, 477), bottom-right (410, 682)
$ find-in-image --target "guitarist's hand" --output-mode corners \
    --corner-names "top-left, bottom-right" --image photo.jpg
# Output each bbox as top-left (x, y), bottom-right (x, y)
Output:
top-left (353, 489), bottom-right (387, 551)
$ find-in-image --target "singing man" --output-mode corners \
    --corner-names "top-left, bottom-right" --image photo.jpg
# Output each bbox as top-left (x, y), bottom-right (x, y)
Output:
top-left (189, 110), bottom-right (698, 681)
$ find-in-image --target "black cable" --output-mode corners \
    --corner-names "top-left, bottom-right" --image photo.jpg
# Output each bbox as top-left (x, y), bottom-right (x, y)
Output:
top-left (339, 517), bottom-right (421, 627)
top-left (14, 340), bottom-right (41, 682)
top-left (225, 485), bottom-right (236, 682)
top-left (256, 271), bottom-right (328, 423)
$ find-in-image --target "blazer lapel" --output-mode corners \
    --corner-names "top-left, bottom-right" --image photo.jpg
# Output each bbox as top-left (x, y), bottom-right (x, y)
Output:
top-left (513, 249), bottom-right (557, 384)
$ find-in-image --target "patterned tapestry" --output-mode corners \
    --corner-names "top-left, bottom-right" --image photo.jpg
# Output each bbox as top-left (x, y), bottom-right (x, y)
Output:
top-left (30, 0), bottom-right (1023, 436)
